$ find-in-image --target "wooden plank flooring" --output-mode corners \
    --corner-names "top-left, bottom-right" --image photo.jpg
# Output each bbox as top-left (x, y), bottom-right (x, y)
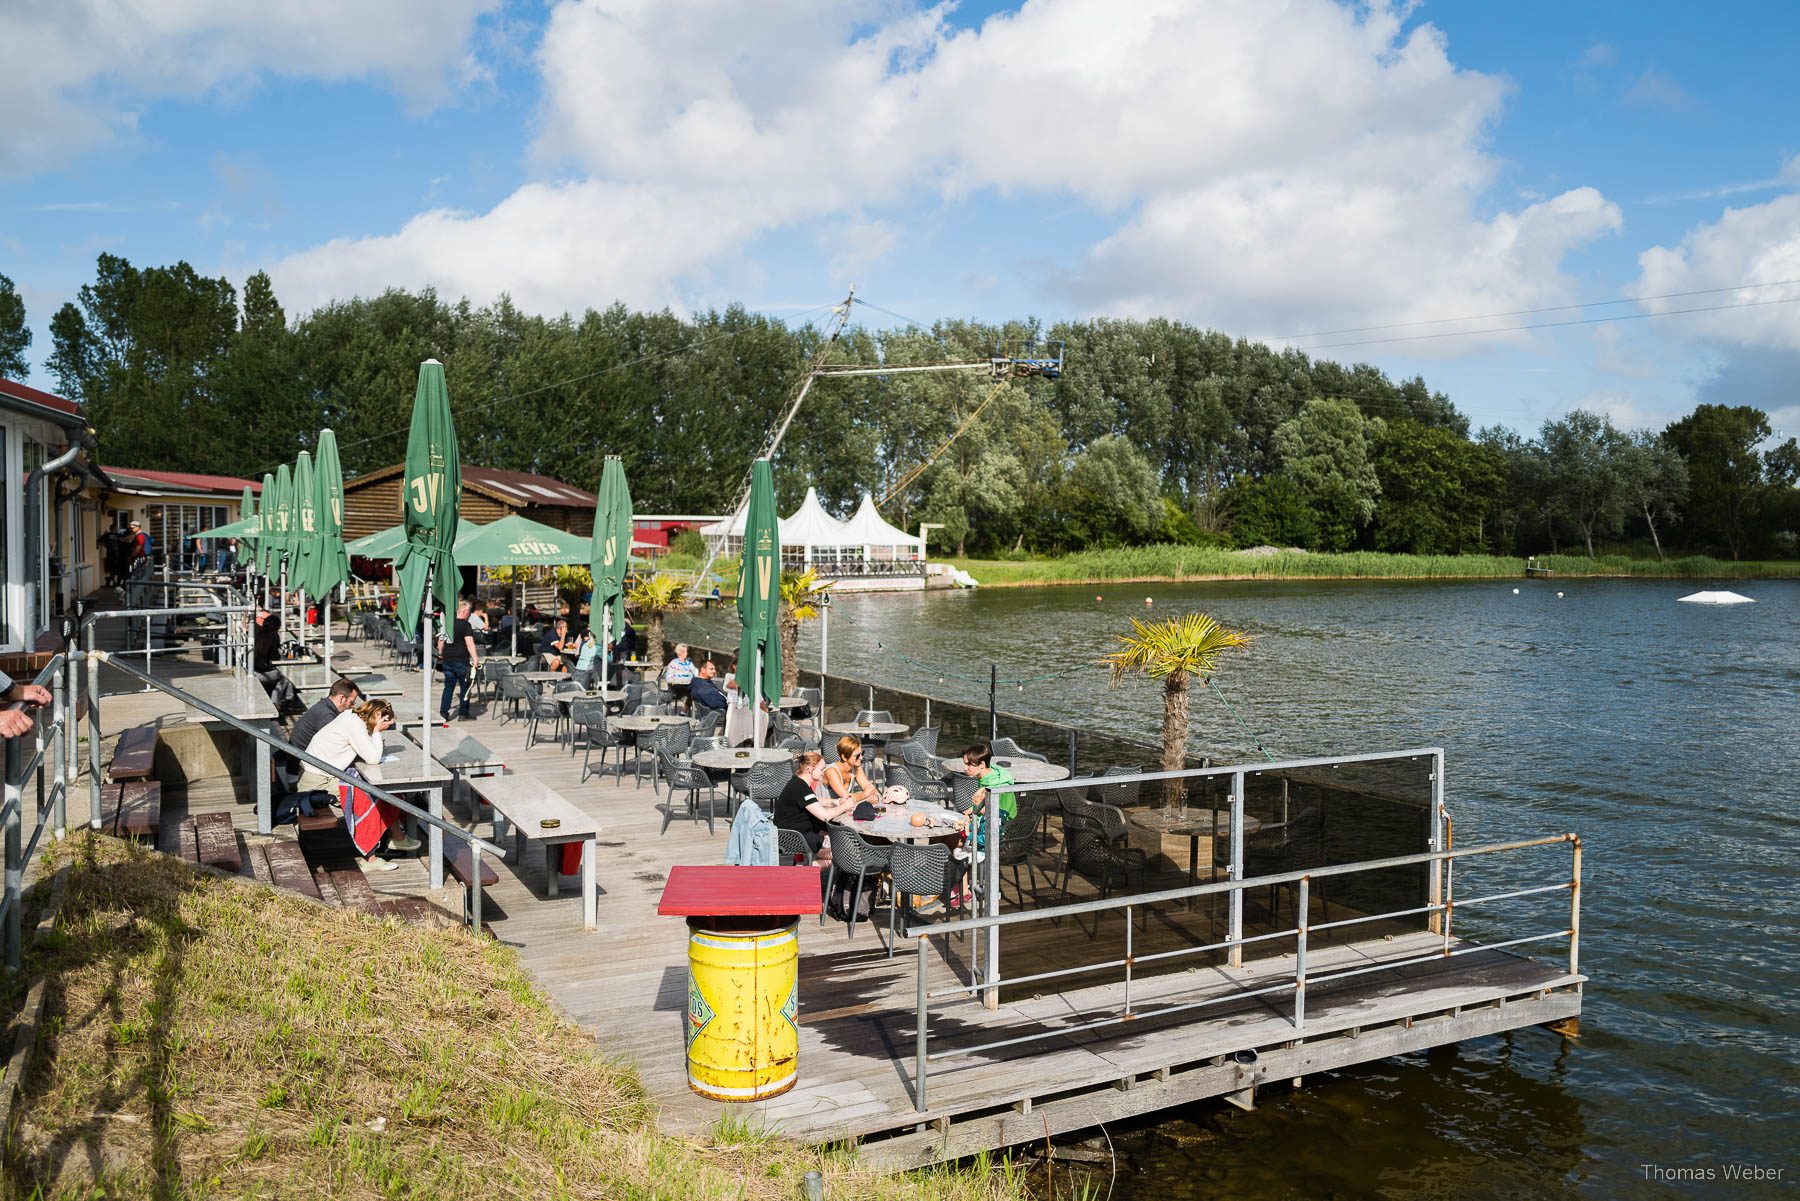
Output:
top-left (64, 624), bottom-right (1582, 1162)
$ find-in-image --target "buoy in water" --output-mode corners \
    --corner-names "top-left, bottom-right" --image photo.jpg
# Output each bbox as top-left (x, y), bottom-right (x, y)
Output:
top-left (1144, 597), bottom-right (1154, 605)
top-left (1557, 592), bottom-right (1565, 598)
top-left (1096, 595), bottom-right (1103, 602)
top-left (1512, 588), bottom-right (1520, 595)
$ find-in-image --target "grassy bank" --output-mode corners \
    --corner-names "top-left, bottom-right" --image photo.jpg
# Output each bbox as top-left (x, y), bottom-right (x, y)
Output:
top-left (6, 835), bottom-right (1028, 1201)
top-left (942, 545), bottom-right (1799, 587)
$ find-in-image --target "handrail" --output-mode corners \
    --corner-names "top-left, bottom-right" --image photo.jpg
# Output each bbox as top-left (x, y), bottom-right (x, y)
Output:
top-left (93, 652), bottom-right (503, 858)
top-left (902, 815), bottom-right (1580, 1112)
top-left (88, 651), bottom-right (502, 931)
top-left (4, 654), bottom-right (70, 969)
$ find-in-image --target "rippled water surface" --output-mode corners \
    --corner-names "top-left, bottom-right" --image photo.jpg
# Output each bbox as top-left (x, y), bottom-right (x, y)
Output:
top-left (795, 578), bottom-right (1799, 1198)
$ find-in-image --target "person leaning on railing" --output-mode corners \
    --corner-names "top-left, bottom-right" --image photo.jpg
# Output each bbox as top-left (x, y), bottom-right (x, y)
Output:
top-left (0, 669), bottom-right (52, 740)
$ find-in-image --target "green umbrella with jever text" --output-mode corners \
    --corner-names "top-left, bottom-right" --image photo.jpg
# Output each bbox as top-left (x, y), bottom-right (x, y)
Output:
top-left (237, 485), bottom-right (258, 557)
top-left (257, 473), bottom-right (276, 574)
top-left (271, 463), bottom-right (294, 582)
top-left (392, 359), bottom-right (461, 638)
top-left (291, 450), bottom-right (317, 601)
top-left (590, 455), bottom-right (634, 681)
top-left (735, 459), bottom-right (782, 711)
top-left (310, 430), bottom-right (352, 602)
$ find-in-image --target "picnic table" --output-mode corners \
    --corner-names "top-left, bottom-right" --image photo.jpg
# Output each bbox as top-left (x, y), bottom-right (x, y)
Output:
top-left (472, 774), bottom-right (605, 930)
top-left (177, 673), bottom-right (279, 834)
top-left (365, 730), bottom-right (454, 889)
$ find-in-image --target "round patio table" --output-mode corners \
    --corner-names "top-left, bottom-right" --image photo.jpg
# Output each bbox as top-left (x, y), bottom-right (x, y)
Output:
top-left (516, 671), bottom-right (570, 685)
top-left (776, 696), bottom-right (809, 711)
top-left (692, 746), bottom-right (793, 771)
top-left (992, 756), bottom-right (1069, 783)
top-left (836, 797), bottom-right (967, 844)
top-left (824, 721), bottom-right (908, 739)
top-left (612, 713), bottom-right (696, 734)
top-left (554, 688), bottom-right (627, 707)
top-left (1132, 808), bottom-right (1265, 898)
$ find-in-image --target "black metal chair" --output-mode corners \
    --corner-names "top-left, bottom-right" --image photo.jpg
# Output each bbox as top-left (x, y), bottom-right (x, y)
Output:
top-left (776, 828), bottom-right (815, 867)
top-left (497, 673), bottom-right (533, 725)
top-left (823, 825), bottom-right (890, 939)
top-left (580, 709), bottom-right (626, 782)
top-left (567, 697), bottom-right (608, 757)
top-left (992, 736), bottom-right (1048, 764)
top-left (523, 687), bottom-right (564, 749)
top-left (949, 773), bottom-right (983, 814)
top-left (1059, 810), bottom-right (1148, 932)
top-left (639, 725), bottom-right (692, 791)
top-left (997, 805), bottom-right (1044, 905)
top-left (885, 842), bottom-right (951, 956)
top-left (1092, 765), bottom-right (1144, 810)
top-left (658, 749), bottom-right (723, 835)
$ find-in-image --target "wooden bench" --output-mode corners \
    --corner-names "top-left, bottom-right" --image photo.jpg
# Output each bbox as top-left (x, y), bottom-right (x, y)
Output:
top-left (263, 840), bottom-right (321, 899)
top-left (471, 774), bottom-right (605, 931)
top-left (441, 834), bottom-right (502, 924)
top-left (108, 725), bottom-right (158, 782)
top-left (98, 780), bottom-right (163, 839)
top-left (193, 812), bottom-right (241, 873)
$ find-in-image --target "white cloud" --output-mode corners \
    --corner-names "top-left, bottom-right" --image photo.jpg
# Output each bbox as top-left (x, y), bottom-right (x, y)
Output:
top-left (1623, 68), bottom-right (1692, 112)
top-left (0, 0), bottom-right (498, 178)
top-left (271, 0), bottom-right (1621, 346)
top-left (1631, 162), bottom-right (1800, 352)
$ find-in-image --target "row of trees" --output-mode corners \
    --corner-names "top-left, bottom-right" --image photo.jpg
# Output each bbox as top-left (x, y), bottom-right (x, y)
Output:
top-left (11, 256), bottom-right (1798, 560)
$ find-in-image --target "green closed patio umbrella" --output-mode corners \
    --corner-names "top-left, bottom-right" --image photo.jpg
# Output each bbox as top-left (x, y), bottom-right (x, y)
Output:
top-left (291, 451), bottom-right (317, 656)
top-left (590, 455), bottom-right (633, 686)
top-left (271, 463), bottom-right (295, 639)
top-left (393, 359), bottom-right (461, 798)
top-left (312, 430), bottom-right (353, 674)
top-left (735, 459), bottom-right (782, 743)
top-left (256, 472), bottom-right (276, 587)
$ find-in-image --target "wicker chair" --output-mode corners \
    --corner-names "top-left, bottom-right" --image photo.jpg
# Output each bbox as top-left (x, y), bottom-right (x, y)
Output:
top-left (884, 843), bottom-right (951, 955)
top-left (658, 750), bottom-right (723, 835)
top-left (776, 828), bottom-right (815, 867)
top-left (823, 825), bottom-right (891, 939)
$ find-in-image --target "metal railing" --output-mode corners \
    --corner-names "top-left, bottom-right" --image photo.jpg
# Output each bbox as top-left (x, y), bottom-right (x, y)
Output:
top-left (2, 655), bottom-right (70, 969)
top-left (91, 652), bottom-right (505, 920)
top-left (81, 602), bottom-right (259, 691)
top-left (902, 804), bottom-right (1580, 1112)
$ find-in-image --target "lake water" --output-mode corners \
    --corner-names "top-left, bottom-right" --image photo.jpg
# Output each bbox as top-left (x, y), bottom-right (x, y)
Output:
top-left (799, 578), bottom-right (1799, 1198)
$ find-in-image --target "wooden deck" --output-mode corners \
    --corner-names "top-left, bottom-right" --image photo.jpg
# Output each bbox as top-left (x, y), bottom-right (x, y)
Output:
top-left (64, 620), bottom-right (1583, 1168)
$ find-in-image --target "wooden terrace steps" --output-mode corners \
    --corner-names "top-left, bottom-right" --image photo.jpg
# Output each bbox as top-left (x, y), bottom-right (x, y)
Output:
top-left (53, 622), bottom-right (1582, 1165)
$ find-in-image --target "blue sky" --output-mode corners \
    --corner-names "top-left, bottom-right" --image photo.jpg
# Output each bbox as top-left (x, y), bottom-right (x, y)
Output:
top-left (3, 0), bottom-right (1797, 441)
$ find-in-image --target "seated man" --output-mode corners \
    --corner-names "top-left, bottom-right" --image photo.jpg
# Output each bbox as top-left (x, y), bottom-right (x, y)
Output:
top-left (290, 678), bottom-right (362, 753)
top-left (689, 660), bottom-right (729, 712)
top-left (537, 618), bottom-right (571, 671)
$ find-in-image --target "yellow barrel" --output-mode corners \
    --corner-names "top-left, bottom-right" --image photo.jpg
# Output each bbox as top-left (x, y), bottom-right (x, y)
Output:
top-left (685, 918), bottom-right (800, 1101)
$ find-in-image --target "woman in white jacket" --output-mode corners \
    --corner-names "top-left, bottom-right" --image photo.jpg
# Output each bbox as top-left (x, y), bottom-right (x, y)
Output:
top-left (298, 699), bottom-right (418, 868)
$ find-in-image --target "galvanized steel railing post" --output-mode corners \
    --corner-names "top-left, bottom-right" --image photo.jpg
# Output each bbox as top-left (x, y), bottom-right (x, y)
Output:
top-left (64, 646), bottom-right (79, 828)
top-left (471, 843), bottom-right (484, 931)
top-left (1569, 835), bottom-right (1581, 977)
top-left (1228, 771), bottom-right (1245, 968)
top-left (915, 934), bottom-right (930, 1112)
top-left (85, 626), bottom-right (102, 829)
top-left (51, 668), bottom-right (66, 838)
top-left (1124, 905), bottom-right (1133, 1016)
top-left (1294, 876), bottom-right (1309, 1029)
top-left (4, 736), bottom-right (21, 971)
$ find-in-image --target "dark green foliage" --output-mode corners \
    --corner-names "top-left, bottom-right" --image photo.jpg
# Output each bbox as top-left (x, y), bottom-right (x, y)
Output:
top-left (0, 272), bottom-right (29, 378)
top-left (35, 253), bottom-right (1798, 562)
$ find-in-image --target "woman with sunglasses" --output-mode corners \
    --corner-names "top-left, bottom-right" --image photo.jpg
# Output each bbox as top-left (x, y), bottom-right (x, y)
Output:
top-left (822, 735), bottom-right (879, 807)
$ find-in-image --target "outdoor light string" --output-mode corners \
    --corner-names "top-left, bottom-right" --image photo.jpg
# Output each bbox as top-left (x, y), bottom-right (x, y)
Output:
top-left (1206, 678), bottom-right (1277, 762)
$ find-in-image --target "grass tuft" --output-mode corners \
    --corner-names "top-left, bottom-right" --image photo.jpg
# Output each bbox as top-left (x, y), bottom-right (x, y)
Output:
top-left (7, 834), bottom-right (1025, 1201)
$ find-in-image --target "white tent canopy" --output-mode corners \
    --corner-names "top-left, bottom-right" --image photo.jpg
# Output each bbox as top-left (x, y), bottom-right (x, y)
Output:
top-left (842, 493), bottom-right (924, 560)
top-left (702, 486), bottom-right (923, 570)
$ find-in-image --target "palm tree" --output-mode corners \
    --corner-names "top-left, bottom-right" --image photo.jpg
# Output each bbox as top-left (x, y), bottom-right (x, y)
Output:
top-left (1100, 612), bottom-right (1252, 802)
top-left (626, 573), bottom-right (690, 672)
top-left (777, 568), bottom-right (833, 696)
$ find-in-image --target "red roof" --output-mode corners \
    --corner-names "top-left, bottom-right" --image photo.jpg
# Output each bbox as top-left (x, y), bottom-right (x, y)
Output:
top-left (0, 377), bottom-right (82, 419)
top-left (105, 466), bottom-right (262, 495)
top-left (461, 465), bottom-right (595, 507)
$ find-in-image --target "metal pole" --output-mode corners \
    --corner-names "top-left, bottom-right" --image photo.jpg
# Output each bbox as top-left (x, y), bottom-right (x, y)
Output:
top-left (753, 648), bottom-right (764, 749)
top-left (143, 614), bottom-right (152, 678)
top-left (85, 625), bottom-right (102, 829)
top-left (1294, 876), bottom-right (1310, 1029)
top-left (4, 737), bottom-right (21, 970)
top-left (988, 664), bottom-right (997, 742)
top-left (1569, 836), bottom-right (1582, 977)
top-left (422, 592), bottom-right (434, 767)
top-left (984, 758), bottom-right (1001, 1009)
top-left (64, 645), bottom-right (79, 832)
top-left (1228, 770), bottom-right (1245, 968)
top-left (51, 668), bottom-right (66, 837)
top-left (820, 598), bottom-right (828, 676)
top-left (324, 596), bottom-right (333, 677)
top-left (1068, 729), bottom-right (1077, 775)
top-left (914, 934), bottom-right (930, 1112)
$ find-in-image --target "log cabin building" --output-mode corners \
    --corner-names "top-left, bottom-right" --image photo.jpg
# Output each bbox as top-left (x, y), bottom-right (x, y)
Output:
top-left (341, 464), bottom-right (598, 540)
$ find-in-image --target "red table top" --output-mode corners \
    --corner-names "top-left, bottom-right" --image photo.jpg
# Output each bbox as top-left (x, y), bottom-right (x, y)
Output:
top-left (656, 865), bottom-right (825, 916)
